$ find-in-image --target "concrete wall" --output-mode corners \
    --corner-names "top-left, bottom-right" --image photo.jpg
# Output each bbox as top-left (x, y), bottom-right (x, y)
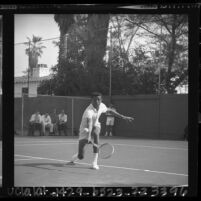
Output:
top-left (109, 94), bottom-right (188, 139)
top-left (14, 94), bottom-right (188, 140)
top-left (159, 94), bottom-right (188, 139)
top-left (111, 95), bottom-right (159, 138)
top-left (15, 82), bottom-right (38, 97)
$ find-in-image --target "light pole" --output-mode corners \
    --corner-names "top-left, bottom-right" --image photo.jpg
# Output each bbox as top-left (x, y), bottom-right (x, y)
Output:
top-left (158, 24), bottom-right (162, 94)
top-left (158, 24), bottom-right (163, 139)
top-left (27, 39), bottom-right (31, 95)
top-left (109, 30), bottom-right (112, 103)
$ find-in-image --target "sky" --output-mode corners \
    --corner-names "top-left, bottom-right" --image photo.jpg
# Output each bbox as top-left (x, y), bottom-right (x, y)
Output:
top-left (14, 14), bottom-right (60, 77)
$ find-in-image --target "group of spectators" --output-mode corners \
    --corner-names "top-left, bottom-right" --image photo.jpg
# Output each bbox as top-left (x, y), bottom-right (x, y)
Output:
top-left (28, 104), bottom-right (118, 137)
top-left (28, 109), bottom-right (68, 136)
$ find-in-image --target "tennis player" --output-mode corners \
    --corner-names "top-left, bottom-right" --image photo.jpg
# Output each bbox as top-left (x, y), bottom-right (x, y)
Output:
top-left (68, 92), bottom-right (134, 170)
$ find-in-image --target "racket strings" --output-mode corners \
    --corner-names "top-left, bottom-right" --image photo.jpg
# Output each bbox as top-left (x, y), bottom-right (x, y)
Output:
top-left (99, 143), bottom-right (114, 159)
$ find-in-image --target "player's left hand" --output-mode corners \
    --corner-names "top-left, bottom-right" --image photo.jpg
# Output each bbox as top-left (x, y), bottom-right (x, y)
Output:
top-left (125, 116), bottom-right (134, 122)
top-left (87, 137), bottom-right (92, 144)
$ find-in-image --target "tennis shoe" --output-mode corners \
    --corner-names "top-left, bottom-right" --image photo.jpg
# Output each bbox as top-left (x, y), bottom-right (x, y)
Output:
top-left (91, 164), bottom-right (99, 170)
top-left (66, 161), bottom-right (76, 165)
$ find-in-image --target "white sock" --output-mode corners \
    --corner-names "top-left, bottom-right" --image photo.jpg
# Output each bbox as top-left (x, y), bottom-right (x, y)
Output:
top-left (93, 153), bottom-right (99, 165)
top-left (71, 153), bottom-right (78, 162)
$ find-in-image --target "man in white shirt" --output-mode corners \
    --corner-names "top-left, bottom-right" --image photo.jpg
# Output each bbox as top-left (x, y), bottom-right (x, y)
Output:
top-left (42, 113), bottom-right (53, 136)
top-left (58, 110), bottom-right (68, 136)
top-left (68, 92), bottom-right (134, 170)
top-left (28, 111), bottom-right (42, 136)
top-left (105, 104), bottom-right (116, 137)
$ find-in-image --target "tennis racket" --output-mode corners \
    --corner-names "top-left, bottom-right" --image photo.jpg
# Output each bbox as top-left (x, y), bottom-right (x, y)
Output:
top-left (88, 141), bottom-right (114, 159)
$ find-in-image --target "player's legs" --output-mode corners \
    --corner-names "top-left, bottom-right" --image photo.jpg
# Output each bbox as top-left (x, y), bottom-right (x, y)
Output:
top-left (105, 118), bottom-right (110, 136)
top-left (92, 126), bottom-right (100, 169)
top-left (69, 138), bottom-right (88, 164)
top-left (93, 126), bottom-right (100, 153)
top-left (109, 125), bottom-right (113, 136)
top-left (78, 138), bottom-right (88, 159)
top-left (109, 118), bottom-right (114, 136)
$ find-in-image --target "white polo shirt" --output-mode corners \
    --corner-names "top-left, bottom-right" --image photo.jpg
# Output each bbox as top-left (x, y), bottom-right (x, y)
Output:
top-left (79, 103), bottom-right (108, 140)
top-left (30, 114), bottom-right (42, 123)
top-left (42, 115), bottom-right (52, 125)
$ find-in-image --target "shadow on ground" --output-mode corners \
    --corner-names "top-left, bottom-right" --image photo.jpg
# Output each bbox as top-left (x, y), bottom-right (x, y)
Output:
top-left (15, 162), bottom-right (91, 172)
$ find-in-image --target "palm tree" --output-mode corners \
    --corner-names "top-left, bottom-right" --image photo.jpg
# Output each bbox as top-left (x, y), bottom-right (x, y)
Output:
top-left (25, 35), bottom-right (46, 76)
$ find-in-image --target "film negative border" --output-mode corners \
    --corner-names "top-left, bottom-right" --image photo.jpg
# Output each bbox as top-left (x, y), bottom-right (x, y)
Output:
top-left (0, 3), bottom-right (200, 12)
top-left (0, 2), bottom-right (199, 198)
top-left (6, 186), bottom-right (188, 197)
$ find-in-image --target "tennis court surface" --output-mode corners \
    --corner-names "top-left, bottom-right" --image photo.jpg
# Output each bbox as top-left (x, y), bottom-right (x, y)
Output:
top-left (15, 136), bottom-right (188, 187)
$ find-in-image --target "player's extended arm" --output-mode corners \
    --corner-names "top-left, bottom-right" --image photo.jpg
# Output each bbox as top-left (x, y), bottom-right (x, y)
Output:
top-left (107, 108), bottom-right (134, 122)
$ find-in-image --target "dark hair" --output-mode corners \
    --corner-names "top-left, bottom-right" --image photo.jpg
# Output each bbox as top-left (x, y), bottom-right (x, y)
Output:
top-left (91, 92), bottom-right (102, 98)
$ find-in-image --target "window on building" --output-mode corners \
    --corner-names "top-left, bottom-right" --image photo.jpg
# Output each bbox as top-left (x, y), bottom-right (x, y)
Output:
top-left (22, 87), bottom-right (28, 94)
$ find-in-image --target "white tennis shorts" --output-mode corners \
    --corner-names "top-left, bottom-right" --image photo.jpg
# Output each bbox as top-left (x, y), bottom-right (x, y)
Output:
top-left (106, 117), bottom-right (114, 126)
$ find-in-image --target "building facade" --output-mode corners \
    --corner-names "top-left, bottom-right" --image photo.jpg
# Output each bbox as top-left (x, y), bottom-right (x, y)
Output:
top-left (14, 64), bottom-right (51, 97)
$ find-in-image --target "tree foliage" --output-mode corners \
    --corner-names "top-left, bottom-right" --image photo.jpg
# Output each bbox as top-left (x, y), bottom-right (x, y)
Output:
top-left (25, 35), bottom-right (46, 76)
top-left (39, 14), bottom-right (188, 96)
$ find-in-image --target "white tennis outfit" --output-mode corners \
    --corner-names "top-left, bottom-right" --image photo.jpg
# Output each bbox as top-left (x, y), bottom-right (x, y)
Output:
top-left (79, 103), bottom-right (108, 140)
top-left (106, 116), bottom-right (115, 126)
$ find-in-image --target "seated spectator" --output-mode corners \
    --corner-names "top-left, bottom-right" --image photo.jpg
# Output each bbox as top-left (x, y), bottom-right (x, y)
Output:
top-left (28, 111), bottom-right (42, 136)
top-left (42, 113), bottom-right (53, 136)
top-left (58, 110), bottom-right (67, 136)
top-left (51, 109), bottom-right (59, 135)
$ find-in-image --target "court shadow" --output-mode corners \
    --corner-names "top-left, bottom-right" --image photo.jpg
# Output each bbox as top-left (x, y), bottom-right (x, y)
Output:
top-left (15, 162), bottom-right (90, 171)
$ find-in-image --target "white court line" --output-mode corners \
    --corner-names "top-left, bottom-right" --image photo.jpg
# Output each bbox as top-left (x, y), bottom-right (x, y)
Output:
top-left (15, 158), bottom-right (37, 161)
top-left (15, 154), bottom-right (188, 177)
top-left (15, 142), bottom-right (188, 151)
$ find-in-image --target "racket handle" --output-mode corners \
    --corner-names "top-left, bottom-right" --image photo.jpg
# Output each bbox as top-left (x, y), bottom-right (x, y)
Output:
top-left (89, 141), bottom-right (98, 148)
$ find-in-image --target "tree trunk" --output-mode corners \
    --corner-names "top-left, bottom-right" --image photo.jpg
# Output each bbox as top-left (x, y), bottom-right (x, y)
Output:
top-left (165, 15), bottom-right (177, 93)
top-left (54, 14), bottom-right (75, 72)
top-left (29, 53), bottom-right (38, 76)
top-left (85, 14), bottom-right (110, 75)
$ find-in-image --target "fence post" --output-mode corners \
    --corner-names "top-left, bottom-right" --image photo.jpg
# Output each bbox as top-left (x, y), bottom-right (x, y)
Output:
top-left (21, 93), bottom-right (24, 136)
top-left (158, 94), bottom-right (161, 139)
top-left (72, 97), bottom-right (74, 136)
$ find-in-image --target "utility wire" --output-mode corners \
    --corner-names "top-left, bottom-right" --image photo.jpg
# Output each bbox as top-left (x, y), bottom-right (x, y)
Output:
top-left (15, 36), bottom-right (60, 45)
top-left (14, 15), bottom-right (180, 46)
